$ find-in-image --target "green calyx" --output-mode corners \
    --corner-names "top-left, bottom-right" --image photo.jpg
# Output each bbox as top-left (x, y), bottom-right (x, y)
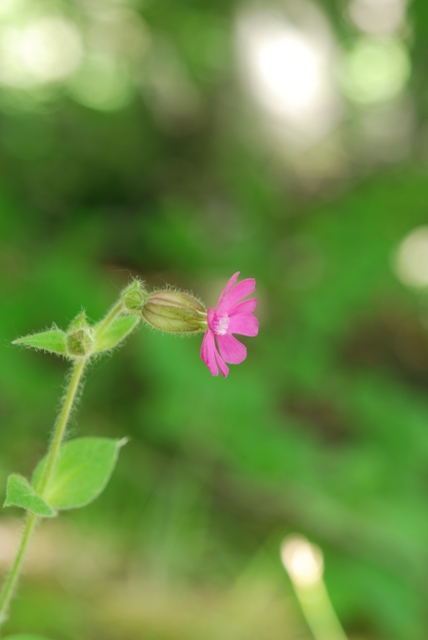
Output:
top-left (121, 279), bottom-right (148, 313)
top-left (66, 312), bottom-right (94, 357)
top-left (12, 296), bottom-right (142, 360)
top-left (66, 328), bottom-right (94, 356)
top-left (141, 289), bottom-right (206, 333)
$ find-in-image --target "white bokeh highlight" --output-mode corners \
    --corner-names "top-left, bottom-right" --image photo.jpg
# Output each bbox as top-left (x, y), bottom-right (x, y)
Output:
top-left (395, 227), bottom-right (428, 289)
top-left (0, 17), bottom-right (83, 87)
top-left (281, 535), bottom-right (324, 587)
top-left (236, 5), bottom-right (342, 145)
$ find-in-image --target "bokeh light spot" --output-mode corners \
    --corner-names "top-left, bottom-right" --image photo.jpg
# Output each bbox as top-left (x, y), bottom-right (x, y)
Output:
top-left (340, 37), bottom-right (410, 104)
top-left (237, 11), bottom-right (327, 118)
top-left (348, 0), bottom-right (408, 35)
top-left (67, 54), bottom-right (133, 111)
top-left (236, 5), bottom-right (342, 145)
top-left (250, 28), bottom-right (322, 115)
top-left (395, 227), bottom-right (428, 289)
top-left (281, 535), bottom-right (324, 587)
top-left (0, 17), bottom-right (83, 88)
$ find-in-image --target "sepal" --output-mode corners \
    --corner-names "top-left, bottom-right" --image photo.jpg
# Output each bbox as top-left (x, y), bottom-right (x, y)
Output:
top-left (141, 289), bottom-right (206, 333)
top-left (67, 310), bottom-right (90, 333)
top-left (66, 311), bottom-right (94, 357)
top-left (122, 279), bottom-right (148, 313)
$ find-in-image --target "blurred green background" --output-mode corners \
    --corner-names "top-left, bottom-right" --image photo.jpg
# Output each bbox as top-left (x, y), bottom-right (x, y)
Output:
top-left (1, 0), bottom-right (428, 638)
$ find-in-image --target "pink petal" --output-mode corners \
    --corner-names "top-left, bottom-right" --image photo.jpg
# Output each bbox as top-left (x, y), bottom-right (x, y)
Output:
top-left (216, 272), bottom-right (240, 309)
top-left (215, 350), bottom-right (229, 377)
top-left (200, 330), bottom-right (218, 376)
top-left (216, 333), bottom-right (247, 364)
top-left (228, 313), bottom-right (259, 337)
top-left (217, 278), bottom-right (256, 313)
top-left (229, 298), bottom-right (257, 316)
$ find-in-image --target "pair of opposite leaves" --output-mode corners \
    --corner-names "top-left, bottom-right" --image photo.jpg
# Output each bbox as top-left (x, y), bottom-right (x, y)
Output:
top-left (4, 437), bottom-right (126, 517)
top-left (5, 318), bottom-right (134, 640)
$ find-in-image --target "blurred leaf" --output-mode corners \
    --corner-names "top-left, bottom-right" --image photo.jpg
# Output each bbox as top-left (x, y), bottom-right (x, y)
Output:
top-left (3, 474), bottom-right (56, 517)
top-left (32, 438), bottom-right (126, 510)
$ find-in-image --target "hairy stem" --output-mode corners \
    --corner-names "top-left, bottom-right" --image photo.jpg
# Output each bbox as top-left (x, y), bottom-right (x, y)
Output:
top-left (95, 300), bottom-right (125, 339)
top-left (0, 298), bottom-right (126, 630)
top-left (36, 357), bottom-right (87, 496)
top-left (0, 357), bottom-right (87, 630)
top-left (0, 513), bottom-right (37, 628)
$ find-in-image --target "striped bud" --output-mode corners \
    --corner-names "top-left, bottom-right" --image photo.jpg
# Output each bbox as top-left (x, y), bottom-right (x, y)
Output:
top-left (142, 290), bottom-right (206, 334)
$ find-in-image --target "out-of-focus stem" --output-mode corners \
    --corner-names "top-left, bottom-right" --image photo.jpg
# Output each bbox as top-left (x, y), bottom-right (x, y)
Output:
top-left (281, 535), bottom-right (349, 640)
top-left (294, 580), bottom-right (349, 640)
top-left (0, 513), bottom-right (37, 629)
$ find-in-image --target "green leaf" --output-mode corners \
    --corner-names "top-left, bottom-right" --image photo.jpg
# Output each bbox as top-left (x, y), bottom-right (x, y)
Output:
top-left (94, 315), bottom-right (140, 352)
top-left (3, 474), bottom-right (56, 517)
top-left (4, 635), bottom-right (53, 640)
top-left (12, 329), bottom-right (67, 356)
top-left (33, 438), bottom-right (126, 510)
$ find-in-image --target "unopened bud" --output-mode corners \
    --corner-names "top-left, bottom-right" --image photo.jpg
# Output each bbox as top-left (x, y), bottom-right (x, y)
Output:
top-left (142, 290), bottom-right (206, 333)
top-left (66, 328), bottom-right (94, 356)
top-left (122, 280), bottom-right (148, 312)
top-left (66, 311), bottom-right (94, 356)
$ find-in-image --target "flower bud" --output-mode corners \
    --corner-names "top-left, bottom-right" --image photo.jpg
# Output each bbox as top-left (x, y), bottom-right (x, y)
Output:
top-left (66, 328), bottom-right (94, 356)
top-left (66, 311), bottom-right (94, 356)
top-left (122, 279), bottom-right (148, 313)
top-left (142, 290), bottom-right (206, 333)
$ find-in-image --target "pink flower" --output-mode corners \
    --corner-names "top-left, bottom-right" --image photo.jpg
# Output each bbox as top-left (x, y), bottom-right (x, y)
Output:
top-left (200, 272), bottom-right (258, 377)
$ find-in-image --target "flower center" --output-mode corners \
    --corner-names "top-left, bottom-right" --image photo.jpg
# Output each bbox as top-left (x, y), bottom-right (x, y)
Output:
top-left (211, 311), bottom-right (230, 336)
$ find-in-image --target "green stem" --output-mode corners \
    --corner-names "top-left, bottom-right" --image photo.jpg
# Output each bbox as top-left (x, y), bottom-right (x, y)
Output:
top-left (0, 298), bottom-right (126, 630)
top-left (35, 299), bottom-right (125, 498)
top-left (0, 513), bottom-right (37, 628)
top-left (0, 358), bottom-right (87, 629)
top-left (36, 357), bottom-right (87, 496)
top-left (95, 301), bottom-right (125, 340)
top-left (294, 580), bottom-right (349, 640)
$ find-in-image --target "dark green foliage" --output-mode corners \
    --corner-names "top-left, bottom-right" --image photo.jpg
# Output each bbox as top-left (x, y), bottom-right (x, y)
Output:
top-left (1, 1), bottom-right (428, 639)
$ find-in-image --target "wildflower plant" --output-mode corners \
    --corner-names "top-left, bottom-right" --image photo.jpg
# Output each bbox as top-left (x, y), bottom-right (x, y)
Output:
top-left (0, 273), bottom-right (258, 639)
